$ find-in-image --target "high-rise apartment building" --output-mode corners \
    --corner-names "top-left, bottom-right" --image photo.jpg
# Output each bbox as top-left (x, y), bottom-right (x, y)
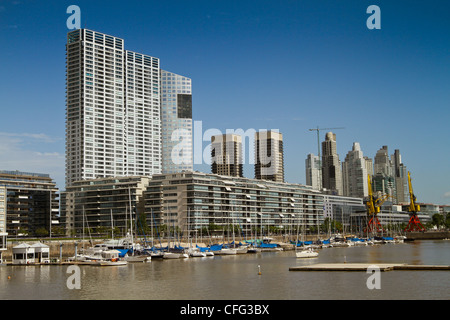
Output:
top-left (211, 134), bottom-right (243, 177)
top-left (321, 132), bottom-right (343, 195)
top-left (254, 130), bottom-right (284, 182)
top-left (160, 70), bottom-right (193, 173)
top-left (305, 153), bottom-right (322, 190)
top-left (65, 29), bottom-right (161, 187)
top-left (342, 142), bottom-right (368, 198)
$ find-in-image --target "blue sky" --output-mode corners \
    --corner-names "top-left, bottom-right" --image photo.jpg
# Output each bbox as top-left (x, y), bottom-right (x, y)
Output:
top-left (0, 0), bottom-right (449, 205)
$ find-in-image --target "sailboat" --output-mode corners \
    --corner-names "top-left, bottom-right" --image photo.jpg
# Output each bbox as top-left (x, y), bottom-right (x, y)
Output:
top-left (295, 214), bottom-right (319, 258)
top-left (187, 209), bottom-right (206, 257)
top-left (123, 188), bottom-right (150, 262)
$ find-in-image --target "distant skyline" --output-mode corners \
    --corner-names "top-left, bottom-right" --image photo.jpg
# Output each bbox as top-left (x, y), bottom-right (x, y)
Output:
top-left (0, 1), bottom-right (449, 204)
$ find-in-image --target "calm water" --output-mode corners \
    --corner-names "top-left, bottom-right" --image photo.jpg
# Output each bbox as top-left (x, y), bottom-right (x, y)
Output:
top-left (1, 240), bottom-right (449, 300)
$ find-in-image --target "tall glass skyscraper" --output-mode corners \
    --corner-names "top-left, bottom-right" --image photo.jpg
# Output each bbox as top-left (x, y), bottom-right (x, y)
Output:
top-left (160, 70), bottom-right (193, 173)
top-left (65, 29), bottom-right (161, 187)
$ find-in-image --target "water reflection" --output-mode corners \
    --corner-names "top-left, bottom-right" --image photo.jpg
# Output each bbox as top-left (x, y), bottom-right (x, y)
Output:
top-left (0, 240), bottom-right (448, 300)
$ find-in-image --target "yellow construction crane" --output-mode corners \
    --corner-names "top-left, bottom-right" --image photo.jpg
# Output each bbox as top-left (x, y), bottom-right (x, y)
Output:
top-left (405, 171), bottom-right (425, 232)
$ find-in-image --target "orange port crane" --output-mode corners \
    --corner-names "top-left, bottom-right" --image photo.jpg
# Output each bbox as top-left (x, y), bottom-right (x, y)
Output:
top-left (365, 174), bottom-right (389, 233)
top-left (404, 171), bottom-right (425, 232)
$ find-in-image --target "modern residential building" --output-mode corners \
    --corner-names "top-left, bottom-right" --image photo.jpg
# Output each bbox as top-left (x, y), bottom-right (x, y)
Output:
top-left (65, 29), bottom-right (161, 187)
top-left (321, 132), bottom-right (343, 195)
top-left (211, 134), bottom-right (243, 177)
top-left (144, 171), bottom-right (365, 236)
top-left (60, 176), bottom-right (151, 237)
top-left (160, 70), bottom-right (193, 174)
top-left (254, 130), bottom-right (284, 182)
top-left (342, 142), bottom-right (369, 198)
top-left (0, 170), bottom-right (59, 237)
top-left (305, 153), bottom-right (322, 190)
top-left (0, 187), bottom-right (7, 262)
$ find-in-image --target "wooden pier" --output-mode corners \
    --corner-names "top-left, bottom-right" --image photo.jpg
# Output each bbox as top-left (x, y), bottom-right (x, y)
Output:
top-left (289, 263), bottom-right (450, 272)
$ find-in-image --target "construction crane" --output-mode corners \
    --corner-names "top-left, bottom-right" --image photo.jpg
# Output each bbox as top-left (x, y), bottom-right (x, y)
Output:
top-left (308, 126), bottom-right (345, 160)
top-left (365, 174), bottom-right (390, 233)
top-left (405, 171), bottom-right (425, 232)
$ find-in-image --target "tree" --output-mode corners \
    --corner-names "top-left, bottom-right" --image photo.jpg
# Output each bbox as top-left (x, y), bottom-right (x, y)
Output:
top-left (321, 218), bottom-right (343, 233)
top-left (35, 227), bottom-right (49, 237)
top-left (431, 214), bottom-right (444, 230)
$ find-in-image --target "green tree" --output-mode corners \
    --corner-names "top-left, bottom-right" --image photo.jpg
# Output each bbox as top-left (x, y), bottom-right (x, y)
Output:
top-left (432, 213), bottom-right (444, 229)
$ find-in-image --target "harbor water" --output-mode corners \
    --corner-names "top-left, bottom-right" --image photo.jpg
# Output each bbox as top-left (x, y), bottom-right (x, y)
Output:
top-left (0, 240), bottom-right (448, 300)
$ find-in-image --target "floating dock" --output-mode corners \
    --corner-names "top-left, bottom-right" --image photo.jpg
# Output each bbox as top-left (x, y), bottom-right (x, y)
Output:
top-left (289, 263), bottom-right (450, 272)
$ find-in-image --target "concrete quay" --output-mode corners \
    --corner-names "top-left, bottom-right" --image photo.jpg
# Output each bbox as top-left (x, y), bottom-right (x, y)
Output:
top-left (289, 263), bottom-right (450, 272)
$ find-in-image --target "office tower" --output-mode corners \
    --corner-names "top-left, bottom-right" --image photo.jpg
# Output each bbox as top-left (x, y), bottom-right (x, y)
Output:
top-left (373, 146), bottom-right (395, 196)
top-left (342, 142), bottom-right (368, 198)
top-left (160, 70), bottom-right (193, 173)
top-left (255, 130), bottom-right (284, 182)
top-left (392, 149), bottom-right (408, 203)
top-left (65, 29), bottom-right (161, 187)
top-left (305, 153), bottom-right (322, 190)
top-left (321, 132), bottom-right (343, 195)
top-left (364, 156), bottom-right (373, 177)
top-left (374, 146), bottom-right (393, 176)
top-left (211, 134), bottom-right (243, 177)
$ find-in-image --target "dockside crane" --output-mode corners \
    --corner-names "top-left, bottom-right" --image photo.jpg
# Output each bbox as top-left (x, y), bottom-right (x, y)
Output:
top-left (365, 174), bottom-right (389, 233)
top-left (405, 171), bottom-right (425, 232)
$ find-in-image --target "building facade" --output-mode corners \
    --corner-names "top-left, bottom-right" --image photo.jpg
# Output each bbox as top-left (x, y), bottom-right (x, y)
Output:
top-left (65, 29), bottom-right (161, 187)
top-left (60, 176), bottom-right (151, 237)
top-left (342, 142), bottom-right (369, 198)
top-left (305, 153), bottom-right (322, 190)
top-left (254, 130), bottom-right (284, 182)
top-left (321, 132), bottom-right (343, 195)
top-left (160, 70), bottom-right (193, 174)
top-left (211, 134), bottom-right (243, 177)
top-left (144, 171), bottom-right (364, 237)
top-left (0, 170), bottom-right (59, 237)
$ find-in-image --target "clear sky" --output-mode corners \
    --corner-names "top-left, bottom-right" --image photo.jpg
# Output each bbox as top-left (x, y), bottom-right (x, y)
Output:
top-left (0, 0), bottom-right (449, 205)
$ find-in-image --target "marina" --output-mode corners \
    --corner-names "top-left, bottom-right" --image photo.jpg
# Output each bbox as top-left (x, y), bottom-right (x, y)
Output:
top-left (0, 239), bottom-right (449, 300)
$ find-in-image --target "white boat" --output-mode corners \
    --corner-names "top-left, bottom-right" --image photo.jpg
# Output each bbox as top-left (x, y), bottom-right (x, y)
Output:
top-left (235, 246), bottom-right (248, 254)
top-left (216, 248), bottom-right (237, 255)
top-left (94, 259), bottom-right (128, 266)
top-left (124, 254), bottom-right (150, 262)
top-left (188, 248), bottom-right (206, 257)
top-left (163, 251), bottom-right (189, 259)
top-left (247, 247), bottom-right (261, 253)
top-left (163, 252), bottom-right (181, 259)
top-left (91, 249), bottom-right (129, 266)
top-left (296, 248), bottom-right (319, 258)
